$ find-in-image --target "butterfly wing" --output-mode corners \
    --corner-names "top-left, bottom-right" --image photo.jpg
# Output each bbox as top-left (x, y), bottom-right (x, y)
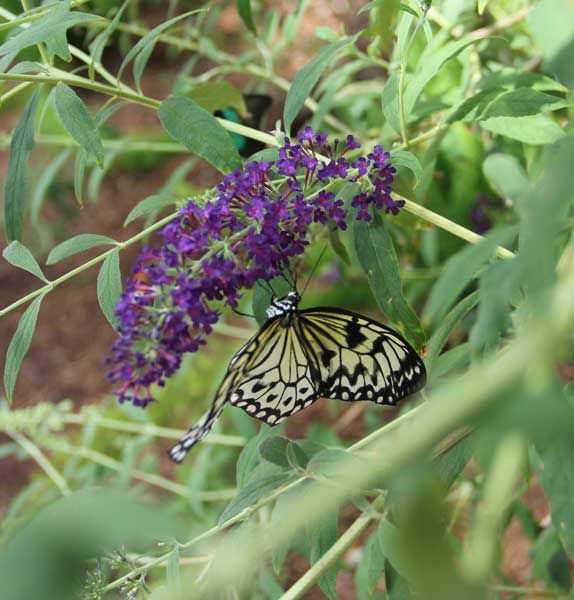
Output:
top-left (296, 308), bottom-right (426, 405)
top-left (169, 319), bottom-right (283, 463)
top-left (230, 322), bottom-right (319, 425)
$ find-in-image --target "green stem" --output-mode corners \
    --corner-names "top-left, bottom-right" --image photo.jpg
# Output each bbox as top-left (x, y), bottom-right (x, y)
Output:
top-left (280, 495), bottom-right (386, 600)
top-left (0, 81), bottom-right (33, 105)
top-left (48, 441), bottom-right (236, 501)
top-left (399, 196), bottom-right (515, 260)
top-left (62, 413), bottom-right (245, 446)
top-left (0, 71), bottom-right (279, 147)
top-left (0, 133), bottom-right (187, 154)
top-left (6, 429), bottom-right (70, 495)
top-left (462, 433), bottom-right (527, 583)
top-left (0, 211), bottom-right (179, 318)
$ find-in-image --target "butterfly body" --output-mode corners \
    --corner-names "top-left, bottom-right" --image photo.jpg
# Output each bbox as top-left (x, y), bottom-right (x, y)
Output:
top-left (169, 292), bottom-right (426, 463)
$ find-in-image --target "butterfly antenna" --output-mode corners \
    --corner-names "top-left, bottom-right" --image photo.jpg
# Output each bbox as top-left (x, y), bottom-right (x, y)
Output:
top-left (231, 306), bottom-right (256, 319)
top-left (300, 245), bottom-right (328, 299)
top-left (257, 278), bottom-right (276, 299)
top-left (279, 269), bottom-right (295, 290)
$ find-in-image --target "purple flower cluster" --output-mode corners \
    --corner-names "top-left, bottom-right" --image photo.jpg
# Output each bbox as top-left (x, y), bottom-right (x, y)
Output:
top-left (106, 128), bottom-right (401, 407)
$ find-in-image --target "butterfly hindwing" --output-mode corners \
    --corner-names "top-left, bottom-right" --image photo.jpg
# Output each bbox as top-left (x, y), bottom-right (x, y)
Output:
top-left (169, 318), bottom-right (282, 462)
top-left (230, 325), bottom-right (319, 425)
top-left (297, 308), bottom-right (426, 405)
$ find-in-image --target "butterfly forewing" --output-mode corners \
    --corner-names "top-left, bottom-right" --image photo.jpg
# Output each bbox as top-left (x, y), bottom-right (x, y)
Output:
top-left (297, 308), bottom-right (426, 405)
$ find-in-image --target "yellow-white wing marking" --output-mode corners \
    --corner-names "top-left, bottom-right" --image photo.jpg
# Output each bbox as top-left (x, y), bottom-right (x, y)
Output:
top-left (230, 325), bottom-right (319, 425)
top-left (297, 308), bottom-right (426, 405)
top-left (169, 319), bottom-right (283, 463)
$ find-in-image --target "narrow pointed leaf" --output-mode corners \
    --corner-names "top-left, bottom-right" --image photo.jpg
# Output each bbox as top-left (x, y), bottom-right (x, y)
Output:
top-left (4, 294), bottom-right (46, 405)
top-left (237, 0), bottom-right (256, 33)
top-left (47, 234), bottom-right (116, 265)
top-left (123, 195), bottom-right (176, 226)
top-left (284, 36), bottom-right (357, 134)
top-left (354, 213), bottom-right (426, 349)
top-left (159, 96), bottom-right (242, 174)
top-left (97, 249), bottom-right (122, 328)
top-left (3, 241), bottom-right (47, 281)
top-left (4, 89), bottom-right (40, 241)
top-left (55, 83), bottom-right (104, 168)
top-left (117, 10), bottom-right (203, 85)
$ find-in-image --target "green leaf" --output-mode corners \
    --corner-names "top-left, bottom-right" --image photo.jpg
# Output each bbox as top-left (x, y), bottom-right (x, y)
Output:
top-left (478, 70), bottom-right (568, 94)
top-left (529, 0), bottom-right (574, 87)
top-left (481, 114), bottom-right (565, 145)
top-left (259, 436), bottom-right (291, 469)
top-left (284, 36), bottom-right (356, 134)
top-left (54, 83), bottom-right (104, 168)
top-left (4, 88), bottom-right (40, 241)
top-left (481, 89), bottom-right (571, 119)
top-left (483, 153), bottom-right (528, 201)
top-left (89, 0), bottom-right (129, 81)
top-left (286, 441), bottom-right (309, 470)
top-left (3, 241), bottom-right (47, 282)
top-left (309, 508), bottom-right (339, 600)
top-left (425, 291), bottom-right (479, 372)
top-left (47, 234), bottom-right (116, 265)
top-left (477, 0), bottom-right (490, 14)
top-left (97, 249), bottom-right (122, 328)
top-left (117, 10), bottom-right (202, 90)
top-left (469, 258), bottom-right (520, 353)
top-left (381, 74), bottom-right (400, 133)
top-left (30, 150), bottom-right (71, 225)
top-left (329, 229), bottom-right (351, 266)
top-left (236, 0), bottom-right (256, 34)
top-left (356, 527), bottom-right (385, 599)
top-left (390, 150), bottom-right (423, 183)
top-left (159, 95), bottom-right (242, 174)
top-left (431, 343), bottom-right (471, 380)
top-left (123, 195), bottom-right (176, 226)
top-left (236, 426), bottom-right (276, 489)
top-left (188, 81), bottom-right (248, 116)
top-left (166, 545), bottom-right (181, 597)
top-left (259, 568), bottom-right (285, 599)
top-left (447, 87), bottom-right (503, 124)
top-left (534, 441), bottom-right (574, 560)
top-left (0, 1), bottom-right (101, 62)
top-left (385, 563), bottom-right (413, 600)
top-left (252, 273), bottom-right (293, 326)
top-left (3, 293), bottom-right (45, 405)
top-left (405, 37), bottom-right (475, 116)
top-left (7, 61), bottom-right (50, 75)
top-left (377, 519), bottom-right (410, 580)
top-left (353, 213), bottom-right (426, 349)
top-left (424, 228), bottom-right (515, 323)
top-left (73, 149), bottom-right (88, 207)
top-left (219, 468), bottom-right (295, 524)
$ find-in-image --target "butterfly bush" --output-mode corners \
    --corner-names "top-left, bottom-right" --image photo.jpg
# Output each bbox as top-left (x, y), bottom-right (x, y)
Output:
top-left (106, 128), bottom-right (403, 406)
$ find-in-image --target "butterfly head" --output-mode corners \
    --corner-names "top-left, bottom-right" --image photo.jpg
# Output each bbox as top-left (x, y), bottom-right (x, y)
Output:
top-left (266, 290), bottom-right (300, 320)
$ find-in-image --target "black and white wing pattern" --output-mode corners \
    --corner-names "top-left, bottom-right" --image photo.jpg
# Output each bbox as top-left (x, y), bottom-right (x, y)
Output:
top-left (169, 292), bottom-right (426, 463)
top-left (230, 323), bottom-right (319, 425)
top-left (169, 314), bottom-right (320, 463)
top-left (169, 318), bottom-right (281, 463)
top-left (296, 308), bottom-right (426, 405)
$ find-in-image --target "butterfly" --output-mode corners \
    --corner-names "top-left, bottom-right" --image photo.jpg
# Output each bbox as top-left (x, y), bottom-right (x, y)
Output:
top-left (169, 290), bottom-right (426, 463)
